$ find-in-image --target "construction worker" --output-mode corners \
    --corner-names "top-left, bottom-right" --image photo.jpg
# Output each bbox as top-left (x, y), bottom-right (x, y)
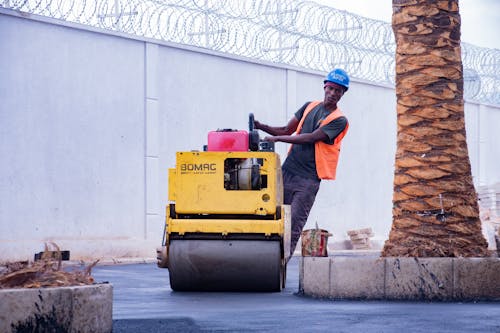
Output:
top-left (254, 68), bottom-right (350, 258)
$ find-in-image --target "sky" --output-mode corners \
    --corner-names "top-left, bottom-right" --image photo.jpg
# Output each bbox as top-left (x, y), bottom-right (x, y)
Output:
top-left (312, 0), bottom-right (500, 50)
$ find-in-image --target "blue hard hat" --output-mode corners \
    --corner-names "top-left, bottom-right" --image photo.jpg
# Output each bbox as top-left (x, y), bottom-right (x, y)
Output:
top-left (324, 68), bottom-right (350, 91)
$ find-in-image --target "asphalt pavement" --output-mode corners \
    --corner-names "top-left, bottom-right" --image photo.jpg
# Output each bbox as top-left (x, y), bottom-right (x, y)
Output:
top-left (93, 257), bottom-right (500, 332)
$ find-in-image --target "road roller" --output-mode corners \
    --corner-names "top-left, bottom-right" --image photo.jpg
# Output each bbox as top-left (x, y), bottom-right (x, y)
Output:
top-left (157, 114), bottom-right (290, 291)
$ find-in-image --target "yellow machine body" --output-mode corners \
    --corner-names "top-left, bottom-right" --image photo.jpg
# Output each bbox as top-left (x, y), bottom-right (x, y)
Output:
top-left (170, 151), bottom-right (282, 215)
top-left (160, 150), bottom-right (289, 292)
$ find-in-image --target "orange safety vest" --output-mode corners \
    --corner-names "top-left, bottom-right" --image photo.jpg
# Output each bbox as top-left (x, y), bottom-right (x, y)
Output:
top-left (293, 101), bottom-right (349, 180)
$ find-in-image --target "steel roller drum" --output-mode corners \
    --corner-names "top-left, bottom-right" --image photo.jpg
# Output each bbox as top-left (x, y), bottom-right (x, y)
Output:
top-left (168, 240), bottom-right (283, 292)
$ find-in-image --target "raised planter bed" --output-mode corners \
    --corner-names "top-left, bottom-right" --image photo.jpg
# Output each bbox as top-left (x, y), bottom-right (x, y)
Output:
top-left (0, 283), bottom-right (112, 333)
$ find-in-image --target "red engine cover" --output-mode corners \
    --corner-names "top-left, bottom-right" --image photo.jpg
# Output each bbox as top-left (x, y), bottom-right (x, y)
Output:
top-left (207, 130), bottom-right (249, 151)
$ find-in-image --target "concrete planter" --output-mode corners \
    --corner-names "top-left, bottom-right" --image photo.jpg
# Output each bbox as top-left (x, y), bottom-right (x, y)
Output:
top-left (299, 256), bottom-right (500, 301)
top-left (0, 283), bottom-right (112, 333)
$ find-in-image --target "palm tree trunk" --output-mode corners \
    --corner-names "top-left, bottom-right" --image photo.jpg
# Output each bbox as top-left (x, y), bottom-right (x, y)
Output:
top-left (381, 0), bottom-right (488, 257)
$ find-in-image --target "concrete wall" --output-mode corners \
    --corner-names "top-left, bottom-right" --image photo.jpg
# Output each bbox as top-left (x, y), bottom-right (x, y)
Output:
top-left (1, 9), bottom-right (499, 261)
top-left (0, 12), bottom-right (148, 260)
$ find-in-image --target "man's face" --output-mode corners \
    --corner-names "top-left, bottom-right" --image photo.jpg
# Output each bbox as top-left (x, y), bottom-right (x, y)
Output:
top-left (323, 82), bottom-right (345, 107)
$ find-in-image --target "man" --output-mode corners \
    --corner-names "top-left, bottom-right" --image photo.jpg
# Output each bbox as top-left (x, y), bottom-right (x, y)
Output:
top-left (254, 68), bottom-right (350, 258)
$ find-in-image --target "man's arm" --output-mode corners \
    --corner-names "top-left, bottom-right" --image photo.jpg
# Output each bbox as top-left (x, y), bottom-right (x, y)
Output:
top-left (265, 116), bottom-right (347, 145)
top-left (264, 128), bottom-right (329, 144)
top-left (254, 116), bottom-right (299, 136)
top-left (255, 102), bottom-right (311, 136)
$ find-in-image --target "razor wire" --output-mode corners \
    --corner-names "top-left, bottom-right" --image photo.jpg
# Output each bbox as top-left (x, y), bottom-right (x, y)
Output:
top-left (2, 0), bottom-right (499, 105)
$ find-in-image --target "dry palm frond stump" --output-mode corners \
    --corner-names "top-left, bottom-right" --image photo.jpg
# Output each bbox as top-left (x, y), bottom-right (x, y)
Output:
top-left (0, 243), bottom-right (97, 289)
top-left (0, 243), bottom-right (112, 333)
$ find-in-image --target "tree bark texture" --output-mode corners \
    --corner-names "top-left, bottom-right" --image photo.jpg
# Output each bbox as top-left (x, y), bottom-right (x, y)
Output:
top-left (381, 0), bottom-right (488, 257)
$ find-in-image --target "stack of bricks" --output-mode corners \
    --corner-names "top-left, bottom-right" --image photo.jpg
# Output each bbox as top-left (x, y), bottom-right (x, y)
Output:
top-left (347, 228), bottom-right (374, 250)
top-left (478, 183), bottom-right (499, 225)
top-left (477, 183), bottom-right (500, 254)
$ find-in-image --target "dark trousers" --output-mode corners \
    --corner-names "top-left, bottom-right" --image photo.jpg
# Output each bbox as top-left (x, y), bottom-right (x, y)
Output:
top-left (283, 169), bottom-right (321, 257)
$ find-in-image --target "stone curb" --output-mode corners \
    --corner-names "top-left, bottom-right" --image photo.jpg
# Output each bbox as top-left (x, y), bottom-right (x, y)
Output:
top-left (299, 257), bottom-right (500, 301)
top-left (0, 283), bottom-right (113, 333)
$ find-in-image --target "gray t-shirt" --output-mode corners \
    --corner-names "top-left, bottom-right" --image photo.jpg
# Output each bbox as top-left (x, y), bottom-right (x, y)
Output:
top-left (282, 102), bottom-right (348, 180)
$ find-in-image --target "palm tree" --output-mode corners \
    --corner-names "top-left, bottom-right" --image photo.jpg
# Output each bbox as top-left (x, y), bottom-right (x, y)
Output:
top-left (381, 0), bottom-right (488, 257)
